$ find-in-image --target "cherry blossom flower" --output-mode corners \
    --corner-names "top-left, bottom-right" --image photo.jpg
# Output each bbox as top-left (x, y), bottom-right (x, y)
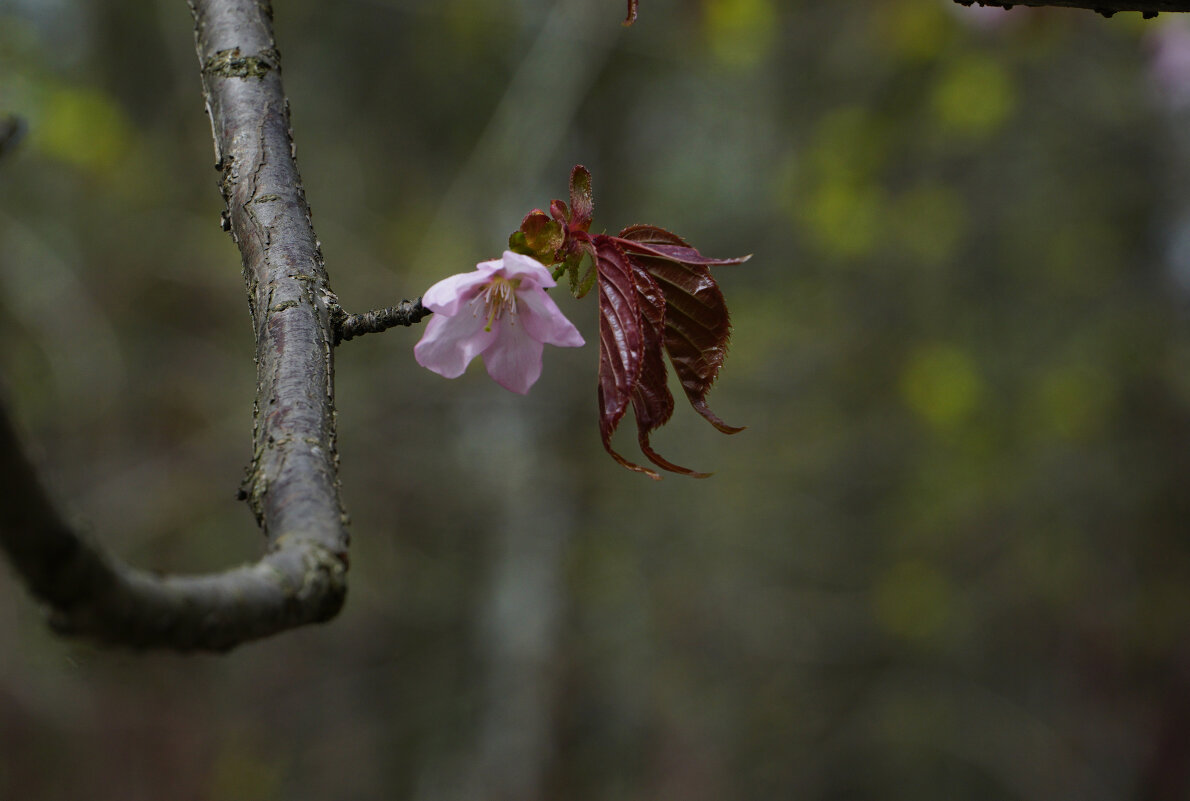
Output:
top-left (414, 251), bottom-right (585, 394)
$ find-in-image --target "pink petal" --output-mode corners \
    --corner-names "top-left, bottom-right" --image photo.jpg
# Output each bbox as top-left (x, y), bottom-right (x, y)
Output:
top-left (415, 251), bottom-right (582, 393)
top-left (517, 284), bottom-right (585, 348)
top-left (422, 270), bottom-right (494, 316)
top-left (413, 302), bottom-right (497, 378)
top-left (496, 250), bottom-right (558, 290)
top-left (481, 320), bottom-right (545, 394)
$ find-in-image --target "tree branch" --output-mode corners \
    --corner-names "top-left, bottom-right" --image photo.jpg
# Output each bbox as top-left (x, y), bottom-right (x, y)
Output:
top-left (334, 298), bottom-right (431, 345)
top-left (0, 0), bottom-right (350, 650)
top-left (955, 0), bottom-right (1190, 15)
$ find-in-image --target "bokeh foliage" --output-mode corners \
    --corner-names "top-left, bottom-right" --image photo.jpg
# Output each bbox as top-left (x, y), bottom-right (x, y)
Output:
top-left (1, 0), bottom-right (1189, 799)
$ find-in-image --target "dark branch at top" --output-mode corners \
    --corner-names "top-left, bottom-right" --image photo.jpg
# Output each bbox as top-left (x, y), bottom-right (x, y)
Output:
top-left (955, 0), bottom-right (1190, 15)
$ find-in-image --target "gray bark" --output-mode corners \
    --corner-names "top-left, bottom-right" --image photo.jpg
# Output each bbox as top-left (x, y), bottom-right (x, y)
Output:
top-left (0, 0), bottom-right (357, 650)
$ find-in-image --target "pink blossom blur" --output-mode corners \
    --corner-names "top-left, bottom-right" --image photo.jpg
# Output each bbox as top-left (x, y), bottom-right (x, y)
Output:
top-left (1149, 19), bottom-right (1190, 110)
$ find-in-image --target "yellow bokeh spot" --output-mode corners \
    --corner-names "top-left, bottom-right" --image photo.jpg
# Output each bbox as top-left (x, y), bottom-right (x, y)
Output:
top-left (878, 1), bottom-right (951, 62)
top-left (703, 0), bottom-right (777, 70)
top-left (893, 184), bottom-right (968, 267)
top-left (36, 86), bottom-right (132, 174)
top-left (443, 0), bottom-right (502, 48)
top-left (1043, 224), bottom-right (1121, 296)
top-left (801, 179), bottom-right (885, 258)
top-left (807, 106), bottom-right (887, 186)
top-left (209, 735), bottom-right (285, 801)
top-left (873, 559), bottom-right (953, 643)
top-left (794, 107), bottom-right (890, 258)
top-left (1036, 365), bottom-right (1114, 441)
top-left (900, 343), bottom-right (982, 429)
top-left (931, 54), bottom-right (1015, 137)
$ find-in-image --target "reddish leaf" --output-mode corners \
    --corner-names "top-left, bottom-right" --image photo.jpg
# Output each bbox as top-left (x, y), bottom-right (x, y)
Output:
top-left (594, 236), bottom-right (656, 478)
top-left (594, 236), bottom-right (720, 478)
top-left (624, 0), bottom-right (638, 26)
top-left (616, 226), bottom-right (747, 435)
top-left (520, 168), bottom-right (749, 478)
top-left (623, 241), bottom-right (748, 267)
top-left (646, 256), bottom-right (743, 434)
top-left (569, 165), bottom-right (594, 232)
top-left (516, 209), bottom-right (564, 261)
top-left (617, 225), bottom-right (750, 266)
top-left (618, 224), bottom-right (687, 247)
top-left (628, 260), bottom-right (710, 478)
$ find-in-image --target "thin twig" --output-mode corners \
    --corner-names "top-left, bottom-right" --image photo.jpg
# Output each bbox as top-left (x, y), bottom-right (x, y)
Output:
top-left (335, 298), bottom-right (430, 345)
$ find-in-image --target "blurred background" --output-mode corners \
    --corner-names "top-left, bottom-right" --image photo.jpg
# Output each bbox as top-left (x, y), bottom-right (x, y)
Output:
top-left (2, 0), bottom-right (1190, 798)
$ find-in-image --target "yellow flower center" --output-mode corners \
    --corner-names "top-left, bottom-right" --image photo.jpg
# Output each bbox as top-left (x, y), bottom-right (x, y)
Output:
top-left (482, 276), bottom-right (520, 331)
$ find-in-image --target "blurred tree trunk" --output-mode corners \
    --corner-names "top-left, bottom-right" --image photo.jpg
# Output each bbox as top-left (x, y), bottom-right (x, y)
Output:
top-left (468, 400), bottom-right (574, 801)
top-left (404, 1), bottom-right (616, 796)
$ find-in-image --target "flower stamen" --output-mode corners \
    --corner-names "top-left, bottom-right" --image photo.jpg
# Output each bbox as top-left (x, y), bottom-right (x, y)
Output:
top-left (482, 276), bottom-right (520, 331)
